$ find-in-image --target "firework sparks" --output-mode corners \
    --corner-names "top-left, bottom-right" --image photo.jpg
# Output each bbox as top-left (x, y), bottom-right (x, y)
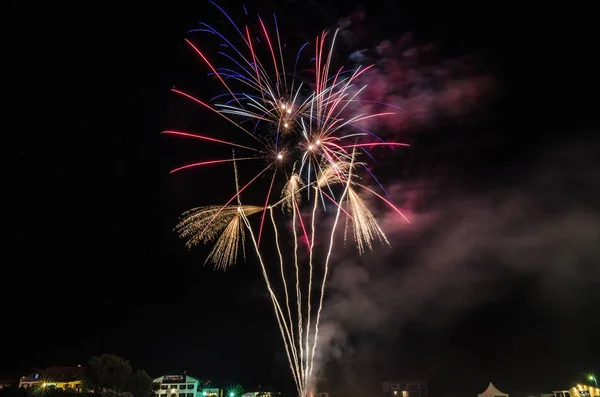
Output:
top-left (282, 173), bottom-right (304, 214)
top-left (165, 4), bottom-right (411, 396)
top-left (175, 205), bottom-right (263, 269)
top-left (347, 187), bottom-right (390, 254)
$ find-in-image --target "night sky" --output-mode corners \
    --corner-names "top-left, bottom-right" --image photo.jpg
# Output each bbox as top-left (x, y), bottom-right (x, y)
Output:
top-left (7, 1), bottom-right (599, 397)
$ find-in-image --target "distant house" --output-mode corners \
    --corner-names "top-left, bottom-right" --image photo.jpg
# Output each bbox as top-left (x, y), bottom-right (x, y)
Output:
top-left (0, 371), bottom-right (20, 390)
top-left (554, 385), bottom-right (600, 397)
top-left (18, 370), bottom-right (43, 390)
top-left (509, 388), bottom-right (552, 397)
top-left (0, 379), bottom-right (15, 390)
top-left (18, 366), bottom-right (86, 392)
top-left (242, 385), bottom-right (280, 397)
top-left (382, 380), bottom-right (429, 397)
top-left (152, 374), bottom-right (222, 397)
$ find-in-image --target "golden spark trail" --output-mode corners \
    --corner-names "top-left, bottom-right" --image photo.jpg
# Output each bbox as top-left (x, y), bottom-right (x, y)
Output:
top-left (304, 185), bottom-right (320, 385)
top-left (291, 179), bottom-right (305, 389)
top-left (234, 151), bottom-right (242, 206)
top-left (270, 207), bottom-right (300, 379)
top-left (281, 173), bottom-right (303, 214)
top-left (240, 210), bottom-right (304, 397)
top-left (197, 164), bottom-right (272, 241)
top-left (344, 198), bottom-right (350, 245)
top-left (207, 211), bottom-right (244, 270)
top-left (232, 153), bottom-right (248, 261)
top-left (258, 168), bottom-right (278, 246)
top-left (347, 187), bottom-right (390, 254)
top-left (309, 149), bottom-right (357, 383)
top-left (174, 205), bottom-right (263, 270)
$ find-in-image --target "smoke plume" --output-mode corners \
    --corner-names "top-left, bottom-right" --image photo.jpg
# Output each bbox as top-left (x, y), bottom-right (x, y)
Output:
top-left (314, 136), bottom-right (600, 393)
top-left (334, 14), bottom-right (495, 135)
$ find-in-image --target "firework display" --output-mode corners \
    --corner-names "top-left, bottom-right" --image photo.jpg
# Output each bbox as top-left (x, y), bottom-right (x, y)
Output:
top-left (164, 3), bottom-right (410, 396)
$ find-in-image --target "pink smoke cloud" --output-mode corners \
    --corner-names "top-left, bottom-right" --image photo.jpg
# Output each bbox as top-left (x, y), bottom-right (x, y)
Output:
top-left (348, 34), bottom-right (495, 134)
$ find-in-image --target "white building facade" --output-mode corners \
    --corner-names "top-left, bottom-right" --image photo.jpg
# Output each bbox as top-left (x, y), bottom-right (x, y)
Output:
top-left (554, 385), bottom-right (600, 397)
top-left (153, 375), bottom-right (221, 397)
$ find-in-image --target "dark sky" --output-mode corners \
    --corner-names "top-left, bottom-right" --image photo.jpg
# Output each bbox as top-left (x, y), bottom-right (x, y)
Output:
top-left (7, 1), bottom-right (599, 396)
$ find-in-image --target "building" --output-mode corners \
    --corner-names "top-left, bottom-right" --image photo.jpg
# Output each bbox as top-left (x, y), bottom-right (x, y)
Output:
top-left (508, 388), bottom-right (552, 397)
top-left (554, 385), bottom-right (600, 397)
top-left (18, 366), bottom-right (86, 391)
top-left (0, 371), bottom-right (19, 390)
top-left (382, 380), bottom-right (429, 397)
top-left (0, 379), bottom-right (15, 390)
top-left (153, 374), bottom-right (222, 397)
top-left (18, 371), bottom-right (42, 389)
top-left (242, 386), bottom-right (280, 397)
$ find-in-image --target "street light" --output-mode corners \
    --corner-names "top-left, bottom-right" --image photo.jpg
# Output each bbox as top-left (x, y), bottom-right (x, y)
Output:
top-left (588, 375), bottom-right (598, 387)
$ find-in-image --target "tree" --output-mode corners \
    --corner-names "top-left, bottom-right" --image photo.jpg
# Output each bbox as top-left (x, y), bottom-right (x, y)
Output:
top-left (126, 370), bottom-right (152, 397)
top-left (87, 354), bottom-right (132, 393)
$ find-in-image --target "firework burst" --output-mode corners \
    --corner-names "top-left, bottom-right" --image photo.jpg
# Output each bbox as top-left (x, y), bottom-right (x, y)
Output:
top-left (175, 205), bottom-right (264, 269)
top-left (282, 173), bottom-right (304, 214)
top-left (347, 187), bottom-right (390, 253)
top-left (165, 3), bottom-right (411, 396)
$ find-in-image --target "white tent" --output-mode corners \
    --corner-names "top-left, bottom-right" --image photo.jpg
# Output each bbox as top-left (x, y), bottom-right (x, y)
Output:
top-left (478, 382), bottom-right (509, 397)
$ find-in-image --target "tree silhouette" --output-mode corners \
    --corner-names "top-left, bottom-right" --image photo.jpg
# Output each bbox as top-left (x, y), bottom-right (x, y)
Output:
top-left (86, 354), bottom-right (132, 393)
top-left (126, 370), bottom-right (152, 397)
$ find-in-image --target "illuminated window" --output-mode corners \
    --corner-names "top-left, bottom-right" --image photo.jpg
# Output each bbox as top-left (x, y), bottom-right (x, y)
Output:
top-left (403, 392), bottom-right (409, 397)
